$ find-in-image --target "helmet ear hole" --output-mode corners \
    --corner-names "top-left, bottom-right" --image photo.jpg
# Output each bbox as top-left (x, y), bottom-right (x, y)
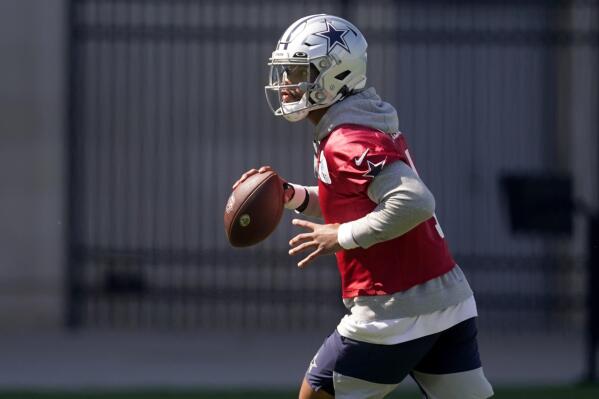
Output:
top-left (334, 70), bottom-right (351, 81)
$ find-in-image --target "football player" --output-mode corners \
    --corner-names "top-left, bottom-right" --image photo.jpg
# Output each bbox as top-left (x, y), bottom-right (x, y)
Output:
top-left (233, 14), bottom-right (494, 399)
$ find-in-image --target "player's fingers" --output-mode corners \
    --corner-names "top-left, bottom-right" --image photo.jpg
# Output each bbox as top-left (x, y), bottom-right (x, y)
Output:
top-left (297, 247), bottom-right (324, 268)
top-left (292, 218), bottom-right (317, 230)
top-left (232, 168), bottom-right (258, 189)
top-left (258, 165), bottom-right (273, 173)
top-left (240, 169), bottom-right (258, 182)
top-left (288, 240), bottom-right (317, 256)
top-left (232, 174), bottom-right (253, 189)
top-left (289, 233), bottom-right (313, 247)
top-left (232, 167), bottom-right (274, 189)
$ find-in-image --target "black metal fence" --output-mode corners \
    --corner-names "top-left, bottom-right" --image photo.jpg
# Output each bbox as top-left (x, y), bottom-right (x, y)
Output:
top-left (67, 0), bottom-right (597, 330)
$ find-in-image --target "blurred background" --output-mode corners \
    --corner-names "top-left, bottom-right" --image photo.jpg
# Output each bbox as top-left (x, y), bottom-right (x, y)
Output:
top-left (0, 0), bottom-right (598, 397)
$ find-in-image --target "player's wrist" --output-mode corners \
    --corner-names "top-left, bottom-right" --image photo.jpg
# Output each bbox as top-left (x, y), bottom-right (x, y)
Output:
top-left (282, 181), bottom-right (295, 203)
top-left (284, 183), bottom-right (307, 210)
top-left (337, 222), bottom-right (360, 250)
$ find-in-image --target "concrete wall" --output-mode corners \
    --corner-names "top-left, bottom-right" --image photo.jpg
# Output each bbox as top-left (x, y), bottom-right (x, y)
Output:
top-left (0, 0), bottom-right (66, 330)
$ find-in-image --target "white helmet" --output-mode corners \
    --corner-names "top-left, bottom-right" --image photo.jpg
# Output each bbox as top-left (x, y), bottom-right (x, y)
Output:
top-left (265, 14), bottom-right (368, 122)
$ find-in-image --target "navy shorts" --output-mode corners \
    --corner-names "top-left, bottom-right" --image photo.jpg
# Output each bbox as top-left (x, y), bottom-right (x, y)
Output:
top-left (306, 317), bottom-right (485, 397)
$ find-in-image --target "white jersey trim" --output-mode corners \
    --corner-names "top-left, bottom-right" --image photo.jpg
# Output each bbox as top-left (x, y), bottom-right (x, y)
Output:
top-left (336, 295), bottom-right (477, 345)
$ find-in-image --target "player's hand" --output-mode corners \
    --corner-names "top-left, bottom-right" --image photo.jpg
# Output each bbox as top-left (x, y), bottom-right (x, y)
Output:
top-left (232, 166), bottom-right (294, 203)
top-left (289, 219), bottom-right (342, 268)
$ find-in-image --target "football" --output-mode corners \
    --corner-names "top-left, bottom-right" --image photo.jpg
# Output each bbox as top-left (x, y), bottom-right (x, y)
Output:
top-left (224, 171), bottom-right (285, 247)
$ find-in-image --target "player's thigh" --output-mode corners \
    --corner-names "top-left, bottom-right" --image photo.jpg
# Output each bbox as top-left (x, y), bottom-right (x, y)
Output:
top-left (300, 377), bottom-right (334, 399)
top-left (299, 375), bottom-right (397, 399)
top-left (411, 368), bottom-right (493, 399)
top-left (412, 317), bottom-right (493, 398)
top-left (305, 330), bottom-right (438, 399)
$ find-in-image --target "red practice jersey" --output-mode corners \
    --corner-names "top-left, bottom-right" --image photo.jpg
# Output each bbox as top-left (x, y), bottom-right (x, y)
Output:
top-left (316, 124), bottom-right (456, 298)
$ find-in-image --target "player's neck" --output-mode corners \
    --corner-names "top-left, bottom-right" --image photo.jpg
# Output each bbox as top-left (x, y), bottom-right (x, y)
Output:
top-left (307, 107), bottom-right (328, 125)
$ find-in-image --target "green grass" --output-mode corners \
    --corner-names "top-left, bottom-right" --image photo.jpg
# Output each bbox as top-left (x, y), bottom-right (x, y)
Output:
top-left (0, 385), bottom-right (599, 398)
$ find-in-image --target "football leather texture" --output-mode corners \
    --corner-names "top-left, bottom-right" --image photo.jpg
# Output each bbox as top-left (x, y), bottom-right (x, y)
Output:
top-left (224, 171), bottom-right (285, 247)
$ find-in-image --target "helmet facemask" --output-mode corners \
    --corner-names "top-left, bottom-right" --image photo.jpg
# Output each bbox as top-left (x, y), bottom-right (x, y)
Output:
top-left (265, 60), bottom-right (325, 122)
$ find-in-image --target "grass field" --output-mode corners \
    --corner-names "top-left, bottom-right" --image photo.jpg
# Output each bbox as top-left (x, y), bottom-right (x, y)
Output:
top-left (1, 385), bottom-right (599, 399)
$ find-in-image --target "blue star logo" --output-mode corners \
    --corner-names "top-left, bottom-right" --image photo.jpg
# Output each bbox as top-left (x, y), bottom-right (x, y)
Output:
top-left (314, 21), bottom-right (351, 54)
top-left (363, 158), bottom-right (386, 179)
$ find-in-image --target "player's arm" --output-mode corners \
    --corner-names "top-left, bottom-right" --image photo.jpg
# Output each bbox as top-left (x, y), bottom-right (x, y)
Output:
top-left (337, 160), bottom-right (435, 250)
top-left (284, 184), bottom-right (322, 219)
top-left (287, 160), bottom-right (434, 268)
top-left (231, 166), bottom-right (322, 219)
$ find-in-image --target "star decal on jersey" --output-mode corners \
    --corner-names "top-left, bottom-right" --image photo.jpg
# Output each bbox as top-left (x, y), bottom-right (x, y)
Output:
top-left (314, 21), bottom-right (351, 54)
top-left (362, 158), bottom-right (387, 179)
